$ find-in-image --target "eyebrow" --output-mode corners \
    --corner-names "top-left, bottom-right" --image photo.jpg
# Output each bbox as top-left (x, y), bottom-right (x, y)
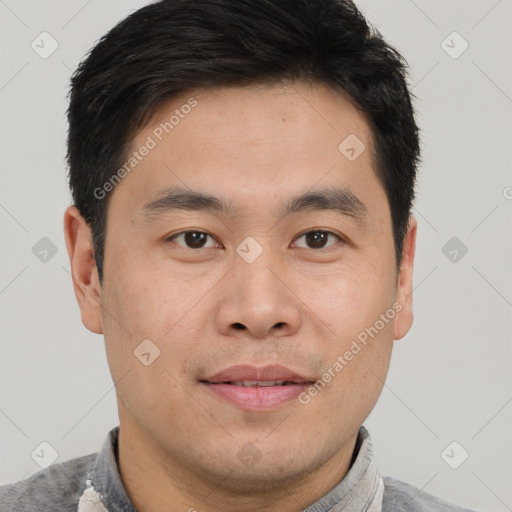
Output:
top-left (141, 187), bottom-right (234, 219)
top-left (279, 187), bottom-right (367, 223)
top-left (140, 186), bottom-right (367, 224)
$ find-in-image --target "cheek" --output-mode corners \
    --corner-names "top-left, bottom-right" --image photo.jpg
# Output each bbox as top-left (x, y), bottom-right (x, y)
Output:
top-left (103, 255), bottom-right (207, 338)
top-left (296, 266), bottom-right (395, 400)
top-left (100, 267), bottom-right (201, 422)
top-left (295, 265), bottom-right (394, 337)
top-left (100, 256), bottom-right (219, 384)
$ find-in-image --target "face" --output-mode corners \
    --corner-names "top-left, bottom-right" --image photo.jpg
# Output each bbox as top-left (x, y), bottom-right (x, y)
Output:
top-left (65, 81), bottom-right (416, 494)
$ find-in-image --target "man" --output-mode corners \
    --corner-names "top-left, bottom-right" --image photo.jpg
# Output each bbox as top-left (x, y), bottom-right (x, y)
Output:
top-left (0, 0), bottom-right (476, 510)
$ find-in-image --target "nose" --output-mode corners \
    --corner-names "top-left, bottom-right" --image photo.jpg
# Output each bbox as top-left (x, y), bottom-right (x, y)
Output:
top-left (215, 252), bottom-right (302, 340)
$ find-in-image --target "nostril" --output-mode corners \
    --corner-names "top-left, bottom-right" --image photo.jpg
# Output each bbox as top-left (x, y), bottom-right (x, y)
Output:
top-left (274, 322), bottom-right (286, 328)
top-left (233, 323), bottom-right (246, 330)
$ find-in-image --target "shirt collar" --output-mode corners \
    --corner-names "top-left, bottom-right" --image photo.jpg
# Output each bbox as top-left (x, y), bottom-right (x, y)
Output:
top-left (78, 427), bottom-right (136, 512)
top-left (303, 425), bottom-right (384, 512)
top-left (79, 425), bottom-right (382, 512)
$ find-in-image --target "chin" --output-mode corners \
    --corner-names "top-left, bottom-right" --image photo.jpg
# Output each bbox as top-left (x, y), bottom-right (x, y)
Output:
top-left (206, 459), bottom-right (314, 494)
top-left (193, 437), bottom-right (329, 493)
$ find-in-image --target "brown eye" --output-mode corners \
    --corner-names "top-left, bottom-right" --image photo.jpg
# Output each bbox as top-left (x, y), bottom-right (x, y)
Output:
top-left (293, 230), bottom-right (341, 249)
top-left (169, 231), bottom-right (218, 249)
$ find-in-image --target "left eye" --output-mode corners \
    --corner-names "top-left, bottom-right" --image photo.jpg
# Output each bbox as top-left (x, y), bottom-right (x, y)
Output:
top-left (292, 230), bottom-right (342, 250)
top-left (168, 231), bottom-right (220, 249)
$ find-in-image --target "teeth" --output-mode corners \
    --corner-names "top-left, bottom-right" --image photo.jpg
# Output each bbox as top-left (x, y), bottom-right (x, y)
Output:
top-left (259, 380), bottom-right (283, 387)
top-left (231, 380), bottom-right (285, 387)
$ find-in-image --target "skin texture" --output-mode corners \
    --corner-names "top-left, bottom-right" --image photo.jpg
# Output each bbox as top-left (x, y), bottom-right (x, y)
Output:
top-left (64, 81), bottom-right (417, 512)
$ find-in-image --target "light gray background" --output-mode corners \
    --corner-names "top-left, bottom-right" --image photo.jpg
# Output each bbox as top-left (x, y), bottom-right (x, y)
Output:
top-left (0, 1), bottom-right (511, 510)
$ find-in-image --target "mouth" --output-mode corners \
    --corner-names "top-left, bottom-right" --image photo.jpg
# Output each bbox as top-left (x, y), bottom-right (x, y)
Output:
top-left (209, 380), bottom-right (308, 387)
top-left (200, 365), bottom-right (315, 411)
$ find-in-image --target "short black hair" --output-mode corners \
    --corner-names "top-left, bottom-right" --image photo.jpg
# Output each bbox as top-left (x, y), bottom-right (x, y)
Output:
top-left (67, 0), bottom-right (421, 284)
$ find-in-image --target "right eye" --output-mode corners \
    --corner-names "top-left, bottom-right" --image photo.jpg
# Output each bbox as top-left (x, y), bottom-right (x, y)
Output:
top-left (166, 231), bottom-right (222, 250)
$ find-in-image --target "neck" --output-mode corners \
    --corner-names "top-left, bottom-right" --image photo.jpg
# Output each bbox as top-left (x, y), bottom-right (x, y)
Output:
top-left (117, 417), bottom-right (358, 512)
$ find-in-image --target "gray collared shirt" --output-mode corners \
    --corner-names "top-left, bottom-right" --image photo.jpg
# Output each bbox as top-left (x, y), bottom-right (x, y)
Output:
top-left (0, 425), bottom-right (476, 511)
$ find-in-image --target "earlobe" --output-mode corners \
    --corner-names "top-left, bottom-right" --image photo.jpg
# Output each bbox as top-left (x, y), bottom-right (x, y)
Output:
top-left (63, 206), bottom-right (103, 334)
top-left (393, 216), bottom-right (417, 341)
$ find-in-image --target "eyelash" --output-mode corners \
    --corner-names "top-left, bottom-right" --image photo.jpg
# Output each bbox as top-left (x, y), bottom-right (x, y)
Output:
top-left (166, 229), bottom-right (344, 251)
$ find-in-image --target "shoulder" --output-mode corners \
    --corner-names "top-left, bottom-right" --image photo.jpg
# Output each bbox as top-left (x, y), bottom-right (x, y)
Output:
top-left (0, 452), bottom-right (97, 512)
top-left (382, 476), bottom-right (478, 512)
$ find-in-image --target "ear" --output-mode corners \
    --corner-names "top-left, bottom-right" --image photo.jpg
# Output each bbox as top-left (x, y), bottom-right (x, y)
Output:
top-left (393, 216), bottom-right (417, 340)
top-left (63, 206), bottom-right (103, 334)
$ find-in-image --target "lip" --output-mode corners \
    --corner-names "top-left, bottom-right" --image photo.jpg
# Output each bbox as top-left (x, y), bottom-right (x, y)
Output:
top-left (204, 364), bottom-right (314, 383)
top-left (200, 364), bottom-right (315, 411)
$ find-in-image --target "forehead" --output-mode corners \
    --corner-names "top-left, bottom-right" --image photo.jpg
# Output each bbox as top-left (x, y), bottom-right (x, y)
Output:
top-left (115, 82), bottom-right (382, 216)
top-left (142, 82), bottom-right (373, 152)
